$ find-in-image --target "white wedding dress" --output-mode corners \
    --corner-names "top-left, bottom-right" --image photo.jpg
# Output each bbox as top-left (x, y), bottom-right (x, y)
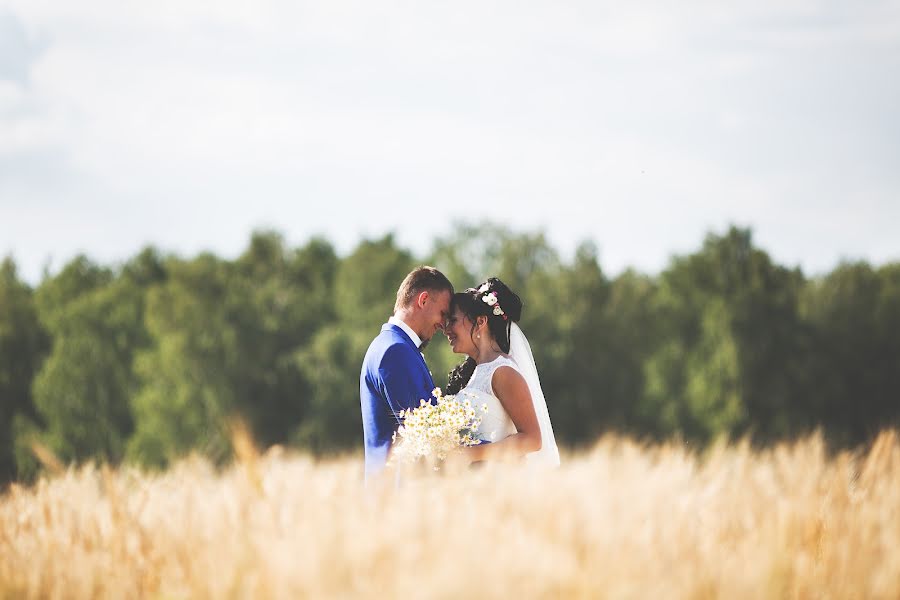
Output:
top-left (459, 324), bottom-right (560, 467)
top-left (461, 356), bottom-right (520, 443)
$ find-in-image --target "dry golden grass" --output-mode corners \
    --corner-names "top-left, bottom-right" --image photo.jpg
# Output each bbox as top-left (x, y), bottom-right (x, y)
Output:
top-left (2, 431), bottom-right (900, 599)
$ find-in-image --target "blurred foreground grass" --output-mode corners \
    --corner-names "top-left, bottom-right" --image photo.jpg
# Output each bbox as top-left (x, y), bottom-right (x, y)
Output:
top-left (2, 431), bottom-right (899, 599)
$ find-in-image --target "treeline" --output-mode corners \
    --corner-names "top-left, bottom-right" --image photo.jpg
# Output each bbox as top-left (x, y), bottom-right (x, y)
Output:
top-left (1, 224), bottom-right (898, 482)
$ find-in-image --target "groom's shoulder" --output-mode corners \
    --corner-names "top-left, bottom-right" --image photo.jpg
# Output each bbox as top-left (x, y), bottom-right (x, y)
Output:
top-left (366, 326), bottom-right (415, 362)
top-left (366, 325), bottom-right (405, 351)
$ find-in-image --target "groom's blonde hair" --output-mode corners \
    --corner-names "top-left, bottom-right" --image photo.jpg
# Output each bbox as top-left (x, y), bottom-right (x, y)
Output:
top-left (394, 266), bottom-right (453, 313)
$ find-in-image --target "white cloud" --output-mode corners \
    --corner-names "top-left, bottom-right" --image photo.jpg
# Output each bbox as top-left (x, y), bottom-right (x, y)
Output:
top-left (1, 0), bottom-right (898, 283)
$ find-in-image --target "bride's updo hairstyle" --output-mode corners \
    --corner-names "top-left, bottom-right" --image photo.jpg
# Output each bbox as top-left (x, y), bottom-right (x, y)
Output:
top-left (446, 277), bottom-right (523, 395)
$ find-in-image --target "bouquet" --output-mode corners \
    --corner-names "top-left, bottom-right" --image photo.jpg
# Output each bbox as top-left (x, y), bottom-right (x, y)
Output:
top-left (389, 388), bottom-right (486, 466)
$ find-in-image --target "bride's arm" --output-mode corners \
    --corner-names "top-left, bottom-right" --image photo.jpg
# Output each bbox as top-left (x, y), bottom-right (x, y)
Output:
top-left (463, 366), bottom-right (542, 462)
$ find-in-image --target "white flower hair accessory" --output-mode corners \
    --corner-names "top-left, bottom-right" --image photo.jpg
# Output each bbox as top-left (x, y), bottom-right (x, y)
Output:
top-left (478, 282), bottom-right (491, 293)
top-left (481, 290), bottom-right (508, 320)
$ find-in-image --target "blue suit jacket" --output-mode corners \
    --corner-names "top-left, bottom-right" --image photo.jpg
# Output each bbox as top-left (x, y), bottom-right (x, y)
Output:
top-left (360, 323), bottom-right (436, 477)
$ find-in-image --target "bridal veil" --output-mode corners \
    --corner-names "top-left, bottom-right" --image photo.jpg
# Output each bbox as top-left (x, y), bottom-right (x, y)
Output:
top-left (508, 322), bottom-right (560, 467)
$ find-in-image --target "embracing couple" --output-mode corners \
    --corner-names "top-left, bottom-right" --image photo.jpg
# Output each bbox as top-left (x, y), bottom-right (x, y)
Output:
top-left (360, 266), bottom-right (559, 478)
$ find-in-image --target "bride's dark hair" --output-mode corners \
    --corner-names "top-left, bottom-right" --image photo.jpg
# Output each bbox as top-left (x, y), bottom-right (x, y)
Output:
top-left (445, 277), bottom-right (523, 395)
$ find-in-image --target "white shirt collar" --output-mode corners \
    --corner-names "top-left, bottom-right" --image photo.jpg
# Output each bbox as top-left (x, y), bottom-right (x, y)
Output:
top-left (388, 316), bottom-right (422, 349)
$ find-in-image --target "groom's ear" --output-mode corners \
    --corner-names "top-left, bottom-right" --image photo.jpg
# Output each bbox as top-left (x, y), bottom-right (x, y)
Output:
top-left (415, 290), bottom-right (429, 308)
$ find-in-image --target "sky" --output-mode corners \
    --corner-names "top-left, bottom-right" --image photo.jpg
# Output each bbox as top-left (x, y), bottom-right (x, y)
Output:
top-left (1, 0), bottom-right (899, 284)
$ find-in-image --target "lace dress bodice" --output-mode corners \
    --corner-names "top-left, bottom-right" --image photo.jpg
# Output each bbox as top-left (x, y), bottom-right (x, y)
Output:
top-left (459, 355), bottom-right (519, 443)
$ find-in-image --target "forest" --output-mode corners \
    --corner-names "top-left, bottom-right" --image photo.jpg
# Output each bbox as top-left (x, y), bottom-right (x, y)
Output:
top-left (1, 223), bottom-right (898, 483)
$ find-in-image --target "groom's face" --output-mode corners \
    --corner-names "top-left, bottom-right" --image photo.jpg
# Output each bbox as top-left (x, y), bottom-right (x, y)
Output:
top-left (419, 289), bottom-right (452, 342)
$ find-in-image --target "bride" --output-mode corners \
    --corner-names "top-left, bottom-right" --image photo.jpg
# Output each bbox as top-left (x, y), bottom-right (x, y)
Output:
top-left (444, 278), bottom-right (560, 466)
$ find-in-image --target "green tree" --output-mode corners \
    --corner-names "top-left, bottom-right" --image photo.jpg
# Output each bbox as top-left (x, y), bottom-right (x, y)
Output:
top-left (290, 235), bottom-right (414, 453)
top-left (291, 326), bottom-right (369, 453)
top-left (334, 235), bottom-right (416, 330)
top-left (519, 241), bottom-right (608, 446)
top-left (429, 222), bottom-right (559, 292)
top-left (640, 227), bottom-right (809, 443)
top-left (127, 253), bottom-right (238, 466)
top-left (600, 269), bottom-right (660, 437)
top-left (683, 299), bottom-right (744, 439)
top-left (0, 258), bottom-right (49, 482)
top-left (802, 262), bottom-right (900, 445)
top-left (128, 234), bottom-right (340, 467)
top-left (231, 232), bottom-right (338, 446)
top-left (27, 253), bottom-right (158, 474)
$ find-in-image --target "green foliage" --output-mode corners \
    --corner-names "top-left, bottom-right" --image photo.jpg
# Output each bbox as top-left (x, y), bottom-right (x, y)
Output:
top-left (334, 235), bottom-right (416, 329)
top-left (637, 227), bottom-right (814, 444)
top-left (128, 234), bottom-right (340, 468)
top-left (29, 255), bottom-right (151, 473)
top-left (3, 224), bottom-right (899, 482)
top-left (0, 258), bottom-right (49, 481)
top-left (291, 326), bottom-right (368, 453)
top-left (683, 299), bottom-right (744, 440)
top-left (518, 241), bottom-right (608, 445)
top-left (801, 262), bottom-right (900, 446)
top-left (127, 252), bottom-right (236, 467)
top-left (291, 235), bottom-right (416, 453)
top-left (598, 269), bottom-right (659, 436)
top-left (430, 222), bottom-right (559, 294)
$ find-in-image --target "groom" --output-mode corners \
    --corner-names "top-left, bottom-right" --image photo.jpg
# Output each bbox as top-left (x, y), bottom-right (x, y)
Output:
top-left (360, 266), bottom-right (453, 478)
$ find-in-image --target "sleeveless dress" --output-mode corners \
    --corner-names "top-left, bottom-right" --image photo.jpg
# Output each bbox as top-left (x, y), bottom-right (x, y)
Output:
top-left (459, 355), bottom-right (519, 443)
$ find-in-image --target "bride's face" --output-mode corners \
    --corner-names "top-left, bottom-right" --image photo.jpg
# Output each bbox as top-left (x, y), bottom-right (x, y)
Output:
top-left (444, 306), bottom-right (476, 356)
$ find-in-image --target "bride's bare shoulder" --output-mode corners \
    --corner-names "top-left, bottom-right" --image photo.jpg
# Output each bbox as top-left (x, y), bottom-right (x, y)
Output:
top-left (491, 363), bottom-right (529, 398)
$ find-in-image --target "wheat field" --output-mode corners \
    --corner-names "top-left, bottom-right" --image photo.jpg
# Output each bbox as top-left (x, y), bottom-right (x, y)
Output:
top-left (2, 431), bottom-right (899, 599)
